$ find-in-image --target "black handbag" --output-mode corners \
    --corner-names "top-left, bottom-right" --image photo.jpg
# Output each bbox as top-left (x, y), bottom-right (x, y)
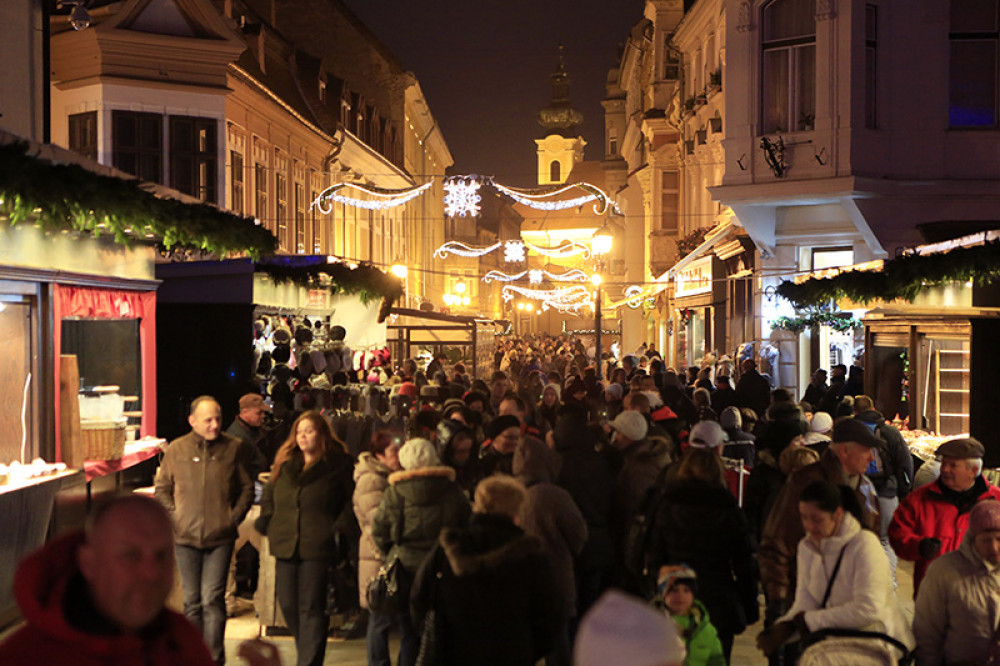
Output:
top-left (367, 495), bottom-right (405, 614)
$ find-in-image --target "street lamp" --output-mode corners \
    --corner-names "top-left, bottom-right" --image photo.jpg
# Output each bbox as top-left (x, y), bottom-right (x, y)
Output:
top-left (390, 263), bottom-right (407, 279)
top-left (591, 224), bottom-right (613, 380)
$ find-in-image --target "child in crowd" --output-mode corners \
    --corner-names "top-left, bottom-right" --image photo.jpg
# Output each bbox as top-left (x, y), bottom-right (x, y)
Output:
top-left (657, 565), bottom-right (726, 666)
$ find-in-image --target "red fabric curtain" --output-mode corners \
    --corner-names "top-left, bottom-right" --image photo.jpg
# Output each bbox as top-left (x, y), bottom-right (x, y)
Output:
top-left (53, 285), bottom-right (157, 462)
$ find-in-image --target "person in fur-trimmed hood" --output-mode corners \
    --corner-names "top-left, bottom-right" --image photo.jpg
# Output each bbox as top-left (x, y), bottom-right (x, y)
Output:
top-left (412, 476), bottom-right (562, 666)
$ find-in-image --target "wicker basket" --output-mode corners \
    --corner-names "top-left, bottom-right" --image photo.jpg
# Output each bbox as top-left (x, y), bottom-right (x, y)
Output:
top-left (81, 419), bottom-right (127, 461)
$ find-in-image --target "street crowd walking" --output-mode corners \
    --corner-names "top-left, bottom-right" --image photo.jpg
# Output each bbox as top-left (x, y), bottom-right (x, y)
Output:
top-left (4, 330), bottom-right (1000, 666)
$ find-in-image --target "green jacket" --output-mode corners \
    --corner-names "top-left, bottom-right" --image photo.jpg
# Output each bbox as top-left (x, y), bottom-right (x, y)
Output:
top-left (257, 450), bottom-right (355, 560)
top-left (672, 600), bottom-right (726, 666)
top-left (372, 466), bottom-right (471, 573)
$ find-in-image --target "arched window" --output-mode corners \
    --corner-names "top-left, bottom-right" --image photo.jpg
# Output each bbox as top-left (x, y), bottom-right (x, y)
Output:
top-left (761, 0), bottom-right (816, 133)
top-left (550, 160), bottom-right (561, 182)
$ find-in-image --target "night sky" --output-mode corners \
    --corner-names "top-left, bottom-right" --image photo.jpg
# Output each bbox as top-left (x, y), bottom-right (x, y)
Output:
top-left (341, 0), bottom-right (643, 186)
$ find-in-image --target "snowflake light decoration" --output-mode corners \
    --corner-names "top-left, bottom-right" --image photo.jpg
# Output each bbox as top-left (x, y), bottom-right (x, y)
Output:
top-left (503, 240), bottom-right (526, 263)
top-left (443, 177), bottom-right (482, 217)
top-left (528, 269), bottom-right (543, 284)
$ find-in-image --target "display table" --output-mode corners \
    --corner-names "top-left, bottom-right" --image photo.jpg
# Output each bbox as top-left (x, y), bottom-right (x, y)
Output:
top-left (83, 439), bottom-right (166, 482)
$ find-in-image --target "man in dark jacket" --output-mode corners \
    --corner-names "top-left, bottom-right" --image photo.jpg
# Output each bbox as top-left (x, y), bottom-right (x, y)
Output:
top-left (734, 359), bottom-right (771, 418)
top-left (155, 396), bottom-right (253, 665)
top-left (801, 369), bottom-right (828, 408)
top-left (710, 375), bottom-right (737, 414)
top-left (816, 363), bottom-right (847, 415)
top-left (412, 476), bottom-right (562, 666)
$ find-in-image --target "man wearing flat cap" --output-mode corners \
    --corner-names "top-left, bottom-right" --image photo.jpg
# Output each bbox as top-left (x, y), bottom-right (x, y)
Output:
top-left (890, 437), bottom-right (1000, 597)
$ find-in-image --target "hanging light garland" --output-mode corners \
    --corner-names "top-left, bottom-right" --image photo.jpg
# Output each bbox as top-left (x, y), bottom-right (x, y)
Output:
top-left (502, 284), bottom-right (593, 313)
top-left (435, 238), bottom-right (592, 262)
top-left (482, 268), bottom-right (590, 284)
top-left (311, 181), bottom-right (433, 213)
top-left (491, 180), bottom-right (616, 215)
top-left (443, 176), bottom-right (482, 217)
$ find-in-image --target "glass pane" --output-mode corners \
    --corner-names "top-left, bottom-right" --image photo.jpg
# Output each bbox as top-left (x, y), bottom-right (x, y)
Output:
top-left (951, 0), bottom-right (998, 33)
top-left (139, 116), bottom-right (161, 151)
top-left (762, 49), bottom-right (790, 133)
top-left (171, 119), bottom-right (192, 152)
top-left (0, 302), bottom-right (33, 464)
top-left (917, 337), bottom-right (970, 435)
top-left (950, 40), bottom-right (998, 126)
top-left (763, 0), bottom-right (817, 41)
top-left (114, 113), bottom-right (136, 149)
top-left (796, 44), bottom-right (817, 130)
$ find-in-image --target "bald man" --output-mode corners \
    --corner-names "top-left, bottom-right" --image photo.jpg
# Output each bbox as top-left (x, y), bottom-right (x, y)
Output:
top-left (0, 495), bottom-right (215, 664)
top-left (155, 395), bottom-right (253, 665)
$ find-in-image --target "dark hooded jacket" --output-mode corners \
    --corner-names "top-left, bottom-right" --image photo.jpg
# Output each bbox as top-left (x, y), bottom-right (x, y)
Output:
top-left (552, 415), bottom-right (615, 572)
top-left (0, 532), bottom-right (214, 666)
top-left (412, 514), bottom-right (562, 666)
top-left (854, 409), bottom-right (914, 499)
top-left (514, 436), bottom-right (588, 618)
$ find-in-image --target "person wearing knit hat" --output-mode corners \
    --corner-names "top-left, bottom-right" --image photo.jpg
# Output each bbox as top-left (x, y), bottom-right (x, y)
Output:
top-left (913, 499), bottom-right (1000, 665)
top-left (889, 436), bottom-right (1000, 597)
top-left (481, 414), bottom-right (522, 477)
top-left (574, 590), bottom-right (686, 666)
top-left (398, 438), bottom-right (441, 471)
top-left (802, 411), bottom-right (833, 450)
top-left (608, 410), bottom-right (648, 445)
top-left (655, 566), bottom-right (725, 666)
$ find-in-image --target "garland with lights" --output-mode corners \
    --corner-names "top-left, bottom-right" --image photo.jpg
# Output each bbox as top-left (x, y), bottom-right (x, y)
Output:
top-left (482, 268), bottom-right (589, 284)
top-left (502, 284), bottom-right (593, 313)
top-left (435, 238), bottom-right (592, 261)
top-left (256, 258), bottom-right (405, 322)
top-left (771, 311), bottom-right (862, 334)
top-left (311, 181), bottom-right (432, 213)
top-left (776, 239), bottom-right (1000, 307)
top-left (0, 141), bottom-right (277, 258)
top-left (491, 181), bottom-right (615, 214)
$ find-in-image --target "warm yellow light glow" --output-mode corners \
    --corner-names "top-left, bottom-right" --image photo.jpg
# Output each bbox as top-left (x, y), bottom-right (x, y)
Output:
top-left (462, 296), bottom-right (471, 306)
top-left (535, 309), bottom-right (542, 315)
top-left (454, 280), bottom-right (467, 294)
top-left (590, 273), bottom-right (603, 287)
top-left (525, 302), bottom-right (534, 312)
top-left (390, 264), bottom-right (408, 279)
top-left (591, 224), bottom-right (613, 256)
top-left (517, 302), bottom-right (525, 310)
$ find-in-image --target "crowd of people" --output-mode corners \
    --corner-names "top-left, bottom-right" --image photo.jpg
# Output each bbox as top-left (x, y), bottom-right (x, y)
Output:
top-left (3, 331), bottom-right (1000, 666)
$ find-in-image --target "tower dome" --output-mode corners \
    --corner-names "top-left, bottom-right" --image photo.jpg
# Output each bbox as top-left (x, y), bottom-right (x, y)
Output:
top-left (538, 46), bottom-right (583, 137)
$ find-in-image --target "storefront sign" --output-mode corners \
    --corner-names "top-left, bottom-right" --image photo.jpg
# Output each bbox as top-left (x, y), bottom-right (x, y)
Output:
top-left (674, 256), bottom-right (713, 298)
top-left (306, 289), bottom-right (328, 309)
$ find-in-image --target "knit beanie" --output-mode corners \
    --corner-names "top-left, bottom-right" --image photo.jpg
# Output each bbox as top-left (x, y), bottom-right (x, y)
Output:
top-left (719, 406), bottom-right (742, 430)
top-left (574, 590), bottom-right (686, 666)
top-left (969, 500), bottom-right (1000, 537)
top-left (810, 412), bottom-right (833, 434)
top-left (398, 438), bottom-right (440, 471)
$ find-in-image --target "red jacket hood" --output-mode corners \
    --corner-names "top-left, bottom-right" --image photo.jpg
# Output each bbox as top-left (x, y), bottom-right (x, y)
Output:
top-left (14, 530), bottom-right (87, 644)
top-left (651, 405), bottom-right (678, 421)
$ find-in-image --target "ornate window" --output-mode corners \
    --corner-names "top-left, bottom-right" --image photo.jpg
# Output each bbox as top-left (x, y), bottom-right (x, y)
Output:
top-left (761, 0), bottom-right (816, 133)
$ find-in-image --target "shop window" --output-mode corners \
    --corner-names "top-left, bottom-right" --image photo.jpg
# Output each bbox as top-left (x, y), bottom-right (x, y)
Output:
top-left (0, 296), bottom-right (36, 464)
top-left (61, 319), bottom-right (141, 403)
top-left (68, 111), bottom-right (97, 161)
top-left (169, 116), bottom-right (217, 203)
top-left (230, 151), bottom-right (244, 215)
top-left (949, 0), bottom-right (999, 127)
top-left (761, 0), bottom-right (817, 133)
top-left (865, 5), bottom-right (878, 129)
top-left (112, 110), bottom-right (162, 183)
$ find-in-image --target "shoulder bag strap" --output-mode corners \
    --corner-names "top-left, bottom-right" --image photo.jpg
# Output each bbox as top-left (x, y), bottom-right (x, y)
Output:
top-left (395, 494), bottom-right (405, 547)
top-left (821, 543), bottom-right (850, 608)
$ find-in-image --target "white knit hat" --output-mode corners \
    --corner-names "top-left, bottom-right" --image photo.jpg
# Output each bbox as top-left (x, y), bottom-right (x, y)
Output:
top-left (810, 412), bottom-right (833, 434)
top-left (574, 590), bottom-right (686, 666)
top-left (398, 438), bottom-right (440, 470)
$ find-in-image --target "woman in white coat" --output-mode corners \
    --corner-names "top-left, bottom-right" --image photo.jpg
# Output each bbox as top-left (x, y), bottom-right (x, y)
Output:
top-left (757, 479), bottom-right (914, 658)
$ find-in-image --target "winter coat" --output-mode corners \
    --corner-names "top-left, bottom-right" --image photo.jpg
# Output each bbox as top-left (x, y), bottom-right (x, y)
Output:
top-left (888, 476), bottom-right (1000, 596)
top-left (759, 449), bottom-right (880, 603)
top-left (779, 513), bottom-right (914, 651)
top-left (352, 452), bottom-right (393, 608)
top-left (612, 437), bottom-right (671, 535)
top-left (553, 418), bottom-right (616, 572)
top-left (735, 369), bottom-right (771, 418)
top-left (372, 466), bottom-right (472, 573)
top-left (256, 449), bottom-right (354, 560)
top-left (224, 416), bottom-right (270, 479)
top-left (514, 436), bottom-right (589, 618)
top-left (671, 600), bottom-right (726, 666)
top-left (154, 431), bottom-right (253, 548)
top-left (854, 410), bottom-right (914, 499)
top-left (801, 381), bottom-right (828, 410)
top-left (711, 387), bottom-right (737, 415)
top-left (649, 479), bottom-right (760, 637)
top-left (914, 528), bottom-right (1000, 666)
top-left (743, 452), bottom-right (784, 544)
top-left (412, 514), bottom-right (562, 666)
top-left (0, 532), bottom-right (214, 666)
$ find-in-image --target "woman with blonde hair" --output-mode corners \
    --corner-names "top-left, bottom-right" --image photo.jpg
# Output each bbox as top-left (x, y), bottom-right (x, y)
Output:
top-left (255, 411), bottom-right (354, 666)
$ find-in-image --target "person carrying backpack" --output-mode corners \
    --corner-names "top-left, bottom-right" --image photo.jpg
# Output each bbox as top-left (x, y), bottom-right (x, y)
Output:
top-left (853, 395), bottom-right (914, 580)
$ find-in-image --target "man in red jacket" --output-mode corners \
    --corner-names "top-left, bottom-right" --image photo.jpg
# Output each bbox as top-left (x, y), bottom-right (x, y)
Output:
top-left (889, 437), bottom-right (1000, 597)
top-left (0, 495), bottom-right (215, 665)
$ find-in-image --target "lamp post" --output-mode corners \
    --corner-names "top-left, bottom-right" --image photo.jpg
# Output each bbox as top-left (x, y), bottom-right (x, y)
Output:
top-left (591, 223), bottom-right (614, 380)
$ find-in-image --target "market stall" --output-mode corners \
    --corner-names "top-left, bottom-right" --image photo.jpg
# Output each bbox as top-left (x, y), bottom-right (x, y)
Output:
top-left (386, 307), bottom-right (498, 379)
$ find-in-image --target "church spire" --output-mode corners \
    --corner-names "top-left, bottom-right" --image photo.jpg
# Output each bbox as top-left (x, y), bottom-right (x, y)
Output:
top-left (538, 45), bottom-right (583, 137)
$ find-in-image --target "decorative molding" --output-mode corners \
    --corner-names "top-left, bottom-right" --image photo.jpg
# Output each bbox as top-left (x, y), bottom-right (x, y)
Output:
top-left (736, 2), bottom-right (752, 32)
top-left (816, 0), bottom-right (836, 20)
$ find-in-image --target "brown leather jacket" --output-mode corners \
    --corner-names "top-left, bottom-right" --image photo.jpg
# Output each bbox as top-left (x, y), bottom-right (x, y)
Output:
top-left (758, 448), bottom-right (880, 603)
top-left (154, 431), bottom-right (253, 548)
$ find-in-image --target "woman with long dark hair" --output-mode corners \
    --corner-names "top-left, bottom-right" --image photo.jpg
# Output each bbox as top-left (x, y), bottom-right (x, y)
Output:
top-left (256, 411), bottom-right (354, 666)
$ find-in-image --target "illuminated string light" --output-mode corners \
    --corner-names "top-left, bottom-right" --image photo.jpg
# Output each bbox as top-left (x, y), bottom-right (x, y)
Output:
top-left (482, 268), bottom-right (590, 284)
top-left (311, 181), bottom-right (432, 213)
top-left (434, 241), bottom-right (502, 259)
top-left (434, 239), bottom-right (591, 261)
top-left (504, 240), bottom-right (526, 263)
top-left (443, 177), bottom-right (482, 217)
top-left (492, 181), bottom-right (616, 215)
top-left (502, 284), bottom-right (593, 313)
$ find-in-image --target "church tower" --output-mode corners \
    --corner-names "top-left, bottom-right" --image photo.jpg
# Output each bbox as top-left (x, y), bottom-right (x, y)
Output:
top-left (536, 47), bottom-right (586, 186)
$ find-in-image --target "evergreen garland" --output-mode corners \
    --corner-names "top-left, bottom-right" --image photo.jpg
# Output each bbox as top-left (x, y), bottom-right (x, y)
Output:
top-left (772, 311), bottom-right (862, 334)
top-left (777, 239), bottom-right (1000, 307)
top-left (0, 142), bottom-right (277, 259)
top-left (676, 225), bottom-right (717, 259)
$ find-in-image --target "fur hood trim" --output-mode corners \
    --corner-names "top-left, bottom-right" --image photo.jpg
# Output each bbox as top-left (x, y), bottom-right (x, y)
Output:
top-left (388, 466), bottom-right (456, 485)
top-left (439, 527), bottom-right (542, 577)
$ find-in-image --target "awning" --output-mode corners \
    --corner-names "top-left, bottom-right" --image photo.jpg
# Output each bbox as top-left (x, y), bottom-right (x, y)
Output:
top-left (658, 220), bottom-right (736, 281)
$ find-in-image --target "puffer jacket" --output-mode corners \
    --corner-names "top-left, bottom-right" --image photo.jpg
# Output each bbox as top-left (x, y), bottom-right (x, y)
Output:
top-left (649, 478), bottom-right (760, 637)
top-left (0, 532), bottom-right (214, 666)
top-left (672, 600), bottom-right (726, 666)
top-left (514, 436), bottom-right (588, 618)
top-left (611, 436), bottom-right (671, 539)
top-left (353, 452), bottom-right (393, 608)
top-left (256, 449), bottom-right (354, 560)
top-left (914, 528), bottom-right (1000, 665)
top-left (779, 512), bottom-right (914, 651)
top-left (372, 466), bottom-right (472, 572)
top-left (154, 431), bottom-right (253, 548)
top-left (889, 476), bottom-right (1000, 596)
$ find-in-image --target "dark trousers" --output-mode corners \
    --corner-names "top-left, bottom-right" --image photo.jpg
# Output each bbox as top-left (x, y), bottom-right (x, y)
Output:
top-left (275, 558), bottom-right (330, 666)
top-left (366, 608), bottom-right (419, 666)
top-left (176, 542), bottom-right (234, 665)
